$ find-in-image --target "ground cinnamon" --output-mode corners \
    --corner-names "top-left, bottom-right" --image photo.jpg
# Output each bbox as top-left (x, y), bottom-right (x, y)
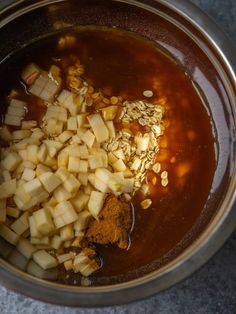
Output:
top-left (86, 194), bottom-right (132, 249)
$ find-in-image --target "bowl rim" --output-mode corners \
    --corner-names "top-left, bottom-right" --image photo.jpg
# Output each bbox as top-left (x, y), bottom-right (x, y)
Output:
top-left (0, 0), bottom-right (236, 307)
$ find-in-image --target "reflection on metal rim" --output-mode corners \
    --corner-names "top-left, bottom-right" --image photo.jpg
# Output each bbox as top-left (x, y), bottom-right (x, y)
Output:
top-left (0, 0), bottom-right (235, 307)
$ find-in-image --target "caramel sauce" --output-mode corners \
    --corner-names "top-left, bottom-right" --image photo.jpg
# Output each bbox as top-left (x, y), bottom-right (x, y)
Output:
top-left (0, 27), bottom-right (215, 285)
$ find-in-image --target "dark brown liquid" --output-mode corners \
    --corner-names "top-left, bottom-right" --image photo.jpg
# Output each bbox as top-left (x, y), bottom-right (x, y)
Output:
top-left (0, 27), bottom-right (215, 285)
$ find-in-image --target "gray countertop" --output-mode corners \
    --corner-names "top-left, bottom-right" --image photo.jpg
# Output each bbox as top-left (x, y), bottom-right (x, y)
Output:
top-left (1, 0), bottom-right (236, 313)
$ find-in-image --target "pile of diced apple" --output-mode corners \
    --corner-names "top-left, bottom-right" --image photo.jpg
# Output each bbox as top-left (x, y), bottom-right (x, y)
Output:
top-left (0, 65), bottom-right (136, 275)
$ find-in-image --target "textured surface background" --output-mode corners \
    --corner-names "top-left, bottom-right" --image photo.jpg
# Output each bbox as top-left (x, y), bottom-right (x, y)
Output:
top-left (0, 0), bottom-right (236, 313)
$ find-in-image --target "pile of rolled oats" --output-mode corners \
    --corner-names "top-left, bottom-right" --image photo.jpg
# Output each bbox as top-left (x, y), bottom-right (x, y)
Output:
top-left (103, 99), bottom-right (165, 193)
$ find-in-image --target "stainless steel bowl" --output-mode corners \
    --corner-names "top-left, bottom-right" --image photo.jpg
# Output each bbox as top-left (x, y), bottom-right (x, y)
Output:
top-left (0, 0), bottom-right (235, 307)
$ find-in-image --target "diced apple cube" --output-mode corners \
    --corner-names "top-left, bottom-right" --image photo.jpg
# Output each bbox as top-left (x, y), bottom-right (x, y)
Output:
top-left (23, 178), bottom-right (44, 198)
top-left (35, 164), bottom-right (51, 177)
top-left (33, 250), bottom-right (58, 270)
top-left (88, 155), bottom-right (104, 169)
top-left (44, 118), bottom-right (64, 136)
top-left (73, 211), bottom-right (91, 232)
top-left (60, 224), bottom-right (74, 241)
top-left (95, 168), bottom-right (112, 184)
top-left (7, 105), bottom-right (25, 117)
top-left (18, 149), bottom-right (28, 161)
top-left (53, 216), bottom-right (64, 229)
top-left (67, 116), bottom-right (78, 130)
top-left (43, 140), bottom-right (63, 151)
top-left (10, 212), bottom-right (29, 235)
top-left (53, 201), bottom-right (78, 228)
top-left (68, 157), bottom-right (88, 173)
top-left (4, 114), bottom-right (22, 126)
top-left (27, 145), bottom-right (38, 164)
top-left (29, 75), bottom-right (47, 97)
top-left (78, 145), bottom-right (89, 159)
top-left (107, 174), bottom-right (124, 192)
top-left (53, 185), bottom-right (72, 202)
top-left (0, 179), bottom-right (16, 199)
top-left (0, 224), bottom-right (19, 245)
top-left (71, 191), bottom-right (89, 212)
top-left (81, 259), bottom-right (99, 277)
top-left (51, 235), bottom-right (62, 250)
top-left (55, 167), bottom-right (70, 181)
top-left (57, 252), bottom-right (74, 264)
top-left (14, 194), bottom-right (39, 211)
top-left (33, 208), bottom-right (55, 236)
top-left (88, 191), bottom-right (106, 219)
top-left (22, 161), bottom-right (36, 169)
top-left (45, 105), bottom-right (67, 122)
top-left (67, 144), bottom-right (88, 158)
top-left (112, 159), bottom-right (126, 172)
top-left (94, 176), bottom-right (109, 193)
top-left (88, 173), bottom-right (96, 187)
top-left (30, 75), bottom-right (59, 102)
top-left (9, 98), bottom-right (26, 109)
top-left (38, 172), bottom-right (61, 193)
top-left (81, 130), bottom-right (95, 148)
top-left (78, 173), bottom-right (88, 186)
top-left (14, 185), bottom-right (31, 203)
top-left (57, 152), bottom-right (69, 168)
top-left (64, 174), bottom-right (81, 194)
top-left (21, 168), bottom-right (36, 181)
top-left (73, 252), bottom-right (90, 273)
top-left (101, 105), bottom-right (118, 121)
top-left (58, 130), bottom-right (73, 143)
top-left (1, 152), bottom-right (22, 171)
top-left (29, 216), bottom-right (42, 238)
top-left (16, 238), bottom-right (37, 259)
top-left (64, 259), bottom-right (73, 271)
top-left (57, 89), bottom-right (78, 116)
top-left (66, 145), bottom-right (80, 157)
top-left (88, 114), bottom-right (109, 143)
top-left (37, 145), bottom-right (48, 163)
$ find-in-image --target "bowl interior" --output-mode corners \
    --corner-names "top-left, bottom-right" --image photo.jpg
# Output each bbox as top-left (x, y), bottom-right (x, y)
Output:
top-left (0, 0), bottom-right (235, 297)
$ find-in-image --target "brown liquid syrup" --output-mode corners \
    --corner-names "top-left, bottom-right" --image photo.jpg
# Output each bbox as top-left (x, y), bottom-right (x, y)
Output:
top-left (0, 27), bottom-right (216, 285)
